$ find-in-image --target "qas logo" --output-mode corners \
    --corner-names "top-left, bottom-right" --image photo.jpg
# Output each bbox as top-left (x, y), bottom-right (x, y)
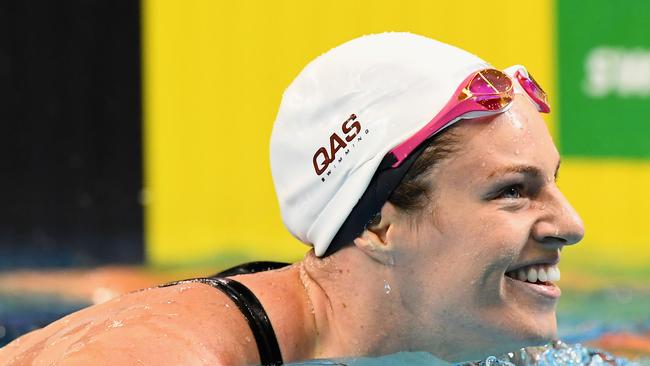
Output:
top-left (312, 114), bottom-right (368, 180)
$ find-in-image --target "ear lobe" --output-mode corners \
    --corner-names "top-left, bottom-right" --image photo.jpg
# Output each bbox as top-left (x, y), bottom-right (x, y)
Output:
top-left (354, 229), bottom-right (393, 265)
top-left (352, 202), bottom-right (402, 265)
top-left (353, 229), bottom-right (394, 265)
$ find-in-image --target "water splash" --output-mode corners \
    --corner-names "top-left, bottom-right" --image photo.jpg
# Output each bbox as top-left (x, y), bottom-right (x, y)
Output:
top-left (284, 342), bottom-right (641, 366)
top-left (468, 341), bottom-right (639, 366)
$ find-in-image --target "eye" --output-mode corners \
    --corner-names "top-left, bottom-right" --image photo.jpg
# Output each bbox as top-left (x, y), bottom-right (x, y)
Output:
top-left (498, 184), bottom-right (523, 199)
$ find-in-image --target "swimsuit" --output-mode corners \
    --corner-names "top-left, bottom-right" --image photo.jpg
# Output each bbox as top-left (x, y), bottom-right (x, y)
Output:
top-left (161, 261), bottom-right (289, 366)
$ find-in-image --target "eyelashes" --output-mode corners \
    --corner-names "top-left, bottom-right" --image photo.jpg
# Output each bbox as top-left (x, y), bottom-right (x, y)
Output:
top-left (487, 172), bottom-right (554, 203)
top-left (498, 184), bottom-right (524, 200)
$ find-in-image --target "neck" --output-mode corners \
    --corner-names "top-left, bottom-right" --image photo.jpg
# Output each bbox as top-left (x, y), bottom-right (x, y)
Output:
top-left (297, 248), bottom-right (413, 359)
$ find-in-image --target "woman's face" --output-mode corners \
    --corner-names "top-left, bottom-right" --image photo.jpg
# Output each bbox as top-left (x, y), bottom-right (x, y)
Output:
top-left (390, 96), bottom-right (584, 361)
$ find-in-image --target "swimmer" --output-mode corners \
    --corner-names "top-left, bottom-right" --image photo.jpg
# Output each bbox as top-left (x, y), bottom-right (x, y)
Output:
top-left (0, 33), bottom-right (584, 365)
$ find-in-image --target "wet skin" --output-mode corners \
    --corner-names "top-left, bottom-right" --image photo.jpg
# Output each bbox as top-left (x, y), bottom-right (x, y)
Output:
top-left (0, 266), bottom-right (314, 365)
top-left (0, 95), bottom-right (585, 365)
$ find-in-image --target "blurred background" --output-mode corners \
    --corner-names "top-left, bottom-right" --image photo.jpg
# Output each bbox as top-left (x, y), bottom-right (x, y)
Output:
top-left (0, 0), bottom-right (648, 361)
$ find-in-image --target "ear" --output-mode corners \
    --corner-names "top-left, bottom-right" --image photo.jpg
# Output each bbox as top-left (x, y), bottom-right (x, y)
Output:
top-left (352, 202), bottom-right (400, 265)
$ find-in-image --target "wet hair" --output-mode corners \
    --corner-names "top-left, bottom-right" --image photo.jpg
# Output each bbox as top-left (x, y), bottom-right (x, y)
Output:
top-left (333, 126), bottom-right (462, 253)
top-left (387, 126), bottom-right (462, 214)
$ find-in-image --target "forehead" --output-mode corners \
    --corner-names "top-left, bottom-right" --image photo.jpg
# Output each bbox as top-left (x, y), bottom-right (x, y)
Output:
top-left (443, 96), bottom-right (559, 178)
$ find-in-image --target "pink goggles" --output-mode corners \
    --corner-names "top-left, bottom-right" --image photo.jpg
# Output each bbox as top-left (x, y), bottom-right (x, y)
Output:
top-left (389, 66), bottom-right (550, 168)
top-left (326, 66), bottom-right (550, 256)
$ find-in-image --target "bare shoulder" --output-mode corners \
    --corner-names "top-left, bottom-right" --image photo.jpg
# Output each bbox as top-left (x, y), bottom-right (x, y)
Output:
top-left (0, 281), bottom-right (259, 366)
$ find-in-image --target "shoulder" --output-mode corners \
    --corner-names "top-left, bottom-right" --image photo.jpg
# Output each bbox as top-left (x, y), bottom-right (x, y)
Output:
top-left (0, 281), bottom-right (259, 365)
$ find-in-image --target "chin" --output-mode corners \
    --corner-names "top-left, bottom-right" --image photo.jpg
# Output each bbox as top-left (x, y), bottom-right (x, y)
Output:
top-left (510, 312), bottom-right (559, 351)
top-left (440, 301), bottom-right (559, 363)
top-left (483, 312), bottom-right (558, 361)
top-left (526, 322), bottom-right (558, 346)
top-left (446, 322), bottom-right (557, 364)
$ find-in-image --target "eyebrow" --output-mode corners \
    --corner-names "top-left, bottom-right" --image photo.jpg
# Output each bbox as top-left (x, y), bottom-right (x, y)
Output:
top-left (486, 160), bottom-right (561, 179)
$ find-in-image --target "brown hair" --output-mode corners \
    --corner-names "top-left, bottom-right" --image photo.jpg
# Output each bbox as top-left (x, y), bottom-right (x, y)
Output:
top-left (387, 126), bottom-right (462, 213)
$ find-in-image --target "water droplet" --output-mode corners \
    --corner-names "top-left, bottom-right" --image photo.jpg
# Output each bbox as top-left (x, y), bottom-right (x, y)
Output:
top-left (107, 320), bottom-right (124, 329)
top-left (383, 280), bottom-right (391, 294)
top-left (177, 285), bottom-right (190, 293)
top-left (484, 355), bottom-right (499, 366)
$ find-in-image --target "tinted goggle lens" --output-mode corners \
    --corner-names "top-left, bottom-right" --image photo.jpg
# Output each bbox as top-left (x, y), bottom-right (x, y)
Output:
top-left (515, 70), bottom-right (550, 113)
top-left (465, 69), bottom-right (513, 110)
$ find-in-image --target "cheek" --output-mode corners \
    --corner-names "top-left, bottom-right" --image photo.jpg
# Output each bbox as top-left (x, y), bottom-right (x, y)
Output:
top-left (435, 209), bottom-right (514, 262)
top-left (464, 207), bottom-right (533, 252)
top-left (399, 201), bottom-right (533, 300)
top-left (434, 211), bottom-right (527, 293)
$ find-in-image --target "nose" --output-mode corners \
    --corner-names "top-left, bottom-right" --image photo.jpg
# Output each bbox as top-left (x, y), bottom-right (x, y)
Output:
top-left (532, 186), bottom-right (585, 248)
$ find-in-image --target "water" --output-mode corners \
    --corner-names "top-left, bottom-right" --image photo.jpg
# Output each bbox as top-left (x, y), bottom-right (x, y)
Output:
top-left (0, 293), bottom-right (90, 347)
top-left (479, 341), bottom-right (640, 366)
top-left (287, 342), bottom-right (645, 366)
top-left (557, 288), bottom-right (650, 344)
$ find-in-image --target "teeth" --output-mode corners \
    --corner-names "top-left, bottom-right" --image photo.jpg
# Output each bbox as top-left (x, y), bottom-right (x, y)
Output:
top-left (509, 264), bottom-right (561, 284)
top-left (547, 266), bottom-right (561, 282)
top-left (518, 269), bottom-right (527, 281)
top-left (527, 267), bottom-right (538, 283)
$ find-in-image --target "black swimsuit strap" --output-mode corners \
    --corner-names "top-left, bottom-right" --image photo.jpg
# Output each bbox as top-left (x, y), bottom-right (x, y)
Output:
top-left (215, 261), bottom-right (290, 277)
top-left (166, 277), bottom-right (284, 366)
top-left (209, 278), bottom-right (284, 365)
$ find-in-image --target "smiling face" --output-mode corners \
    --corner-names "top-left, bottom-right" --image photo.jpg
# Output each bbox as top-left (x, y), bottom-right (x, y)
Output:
top-left (388, 95), bottom-right (585, 361)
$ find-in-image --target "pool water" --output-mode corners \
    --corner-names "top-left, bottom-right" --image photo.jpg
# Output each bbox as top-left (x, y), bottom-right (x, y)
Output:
top-left (0, 293), bottom-right (89, 348)
top-left (557, 288), bottom-right (650, 344)
top-left (286, 341), bottom-right (645, 366)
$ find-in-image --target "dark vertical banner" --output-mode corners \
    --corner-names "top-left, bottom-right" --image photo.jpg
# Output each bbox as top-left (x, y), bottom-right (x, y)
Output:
top-left (0, 0), bottom-right (143, 267)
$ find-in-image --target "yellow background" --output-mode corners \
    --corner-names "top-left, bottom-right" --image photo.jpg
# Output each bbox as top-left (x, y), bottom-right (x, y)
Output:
top-left (143, 0), bottom-right (649, 275)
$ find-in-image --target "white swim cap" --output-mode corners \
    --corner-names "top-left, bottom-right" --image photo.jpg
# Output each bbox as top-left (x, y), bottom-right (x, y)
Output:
top-left (270, 32), bottom-right (491, 256)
